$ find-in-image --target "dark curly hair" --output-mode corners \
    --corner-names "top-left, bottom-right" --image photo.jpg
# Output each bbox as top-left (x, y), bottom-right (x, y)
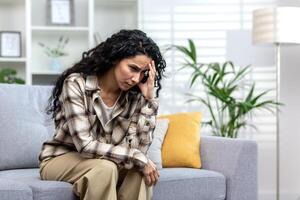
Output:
top-left (46, 29), bottom-right (166, 122)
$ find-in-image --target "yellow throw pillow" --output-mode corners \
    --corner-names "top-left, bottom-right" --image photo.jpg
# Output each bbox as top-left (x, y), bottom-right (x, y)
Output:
top-left (158, 112), bottom-right (202, 168)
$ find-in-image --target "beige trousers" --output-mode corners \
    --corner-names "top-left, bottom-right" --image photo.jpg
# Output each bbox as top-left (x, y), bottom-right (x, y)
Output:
top-left (39, 152), bottom-right (152, 200)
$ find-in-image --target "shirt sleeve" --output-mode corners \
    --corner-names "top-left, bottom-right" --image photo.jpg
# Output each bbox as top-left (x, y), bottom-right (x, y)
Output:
top-left (136, 96), bottom-right (159, 154)
top-left (62, 78), bottom-right (148, 169)
top-left (123, 95), bottom-right (159, 170)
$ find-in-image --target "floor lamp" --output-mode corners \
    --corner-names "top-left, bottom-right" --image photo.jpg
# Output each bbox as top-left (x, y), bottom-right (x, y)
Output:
top-left (252, 7), bottom-right (300, 200)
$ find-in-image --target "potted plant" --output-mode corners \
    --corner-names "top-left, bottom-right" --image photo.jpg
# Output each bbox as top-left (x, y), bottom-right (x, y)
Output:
top-left (0, 68), bottom-right (25, 84)
top-left (172, 39), bottom-right (281, 138)
top-left (38, 36), bottom-right (69, 71)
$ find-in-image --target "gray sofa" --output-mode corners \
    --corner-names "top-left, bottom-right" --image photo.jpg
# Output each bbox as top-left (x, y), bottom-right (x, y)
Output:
top-left (0, 83), bottom-right (258, 200)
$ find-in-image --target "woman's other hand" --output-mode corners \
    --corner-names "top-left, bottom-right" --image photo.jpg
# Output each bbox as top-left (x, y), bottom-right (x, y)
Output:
top-left (142, 158), bottom-right (160, 186)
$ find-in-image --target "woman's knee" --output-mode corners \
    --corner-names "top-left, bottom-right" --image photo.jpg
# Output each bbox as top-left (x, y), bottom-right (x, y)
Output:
top-left (87, 159), bottom-right (118, 175)
top-left (81, 159), bottom-right (119, 186)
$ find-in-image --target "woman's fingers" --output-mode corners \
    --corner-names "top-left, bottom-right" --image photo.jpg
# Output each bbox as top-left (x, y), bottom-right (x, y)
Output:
top-left (149, 172), bottom-right (156, 185)
top-left (144, 174), bottom-right (151, 186)
top-left (148, 64), bottom-right (155, 82)
top-left (143, 159), bottom-right (160, 186)
top-left (152, 60), bottom-right (156, 75)
top-left (151, 170), bottom-right (160, 186)
top-left (148, 61), bottom-right (156, 79)
top-left (146, 169), bottom-right (159, 186)
top-left (146, 172), bottom-right (158, 186)
top-left (147, 159), bottom-right (159, 185)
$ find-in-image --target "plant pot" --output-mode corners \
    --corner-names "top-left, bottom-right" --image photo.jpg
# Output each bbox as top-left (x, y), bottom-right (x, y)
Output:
top-left (50, 58), bottom-right (61, 72)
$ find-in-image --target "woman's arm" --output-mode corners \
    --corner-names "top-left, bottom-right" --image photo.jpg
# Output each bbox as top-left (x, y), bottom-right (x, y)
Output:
top-left (62, 78), bottom-right (148, 169)
top-left (136, 96), bottom-right (158, 154)
top-left (135, 60), bottom-right (159, 154)
top-left (135, 96), bottom-right (160, 185)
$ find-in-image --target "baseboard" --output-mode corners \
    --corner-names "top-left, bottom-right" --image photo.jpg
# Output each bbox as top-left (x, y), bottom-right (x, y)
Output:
top-left (259, 190), bottom-right (300, 200)
top-left (259, 190), bottom-right (275, 200)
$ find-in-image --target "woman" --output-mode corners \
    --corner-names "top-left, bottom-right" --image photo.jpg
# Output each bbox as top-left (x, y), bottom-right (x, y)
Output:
top-left (39, 29), bottom-right (166, 200)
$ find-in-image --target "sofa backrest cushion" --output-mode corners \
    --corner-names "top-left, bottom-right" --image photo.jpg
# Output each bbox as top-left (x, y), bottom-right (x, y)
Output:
top-left (0, 84), bottom-right (54, 170)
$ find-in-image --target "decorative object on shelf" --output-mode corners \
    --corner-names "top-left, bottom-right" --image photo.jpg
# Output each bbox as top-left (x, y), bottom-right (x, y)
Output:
top-left (0, 31), bottom-right (21, 57)
top-left (172, 39), bottom-right (281, 138)
top-left (38, 36), bottom-right (69, 71)
top-left (50, 58), bottom-right (62, 72)
top-left (0, 68), bottom-right (25, 84)
top-left (252, 7), bottom-right (300, 200)
top-left (47, 0), bottom-right (74, 25)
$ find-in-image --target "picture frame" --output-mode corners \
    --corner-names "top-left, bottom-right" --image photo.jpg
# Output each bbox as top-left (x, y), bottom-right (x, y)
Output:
top-left (47, 0), bottom-right (74, 25)
top-left (0, 31), bottom-right (21, 57)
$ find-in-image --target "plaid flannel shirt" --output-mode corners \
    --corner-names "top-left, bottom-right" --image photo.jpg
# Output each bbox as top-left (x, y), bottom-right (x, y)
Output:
top-left (39, 73), bottom-right (158, 170)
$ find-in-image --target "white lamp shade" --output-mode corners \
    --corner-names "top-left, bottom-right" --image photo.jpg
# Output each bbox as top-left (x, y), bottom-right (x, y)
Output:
top-left (253, 7), bottom-right (300, 45)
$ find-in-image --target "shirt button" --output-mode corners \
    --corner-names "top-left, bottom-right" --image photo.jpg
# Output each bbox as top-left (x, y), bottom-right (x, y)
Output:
top-left (145, 121), bottom-right (150, 126)
top-left (148, 104), bottom-right (152, 108)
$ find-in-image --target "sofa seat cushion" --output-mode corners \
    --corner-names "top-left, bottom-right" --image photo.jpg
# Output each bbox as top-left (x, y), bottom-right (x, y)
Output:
top-left (0, 178), bottom-right (33, 200)
top-left (154, 168), bottom-right (226, 200)
top-left (0, 168), bottom-right (226, 200)
top-left (0, 169), bottom-right (77, 200)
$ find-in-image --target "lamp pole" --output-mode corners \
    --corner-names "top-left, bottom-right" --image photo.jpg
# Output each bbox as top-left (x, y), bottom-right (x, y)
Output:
top-left (275, 43), bottom-right (280, 200)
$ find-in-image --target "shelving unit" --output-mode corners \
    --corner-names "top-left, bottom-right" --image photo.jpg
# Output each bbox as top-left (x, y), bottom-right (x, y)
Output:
top-left (31, 26), bottom-right (90, 32)
top-left (94, 0), bottom-right (138, 44)
top-left (0, 57), bottom-right (27, 62)
top-left (0, 0), bottom-right (138, 85)
top-left (0, 0), bottom-right (26, 81)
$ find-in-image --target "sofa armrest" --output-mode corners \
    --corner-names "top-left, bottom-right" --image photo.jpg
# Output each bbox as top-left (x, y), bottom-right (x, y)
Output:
top-left (200, 136), bottom-right (258, 200)
top-left (0, 178), bottom-right (33, 200)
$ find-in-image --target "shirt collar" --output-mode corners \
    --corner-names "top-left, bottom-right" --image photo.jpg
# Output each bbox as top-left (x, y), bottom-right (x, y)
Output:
top-left (85, 74), bottom-right (132, 104)
top-left (85, 75), bottom-right (100, 91)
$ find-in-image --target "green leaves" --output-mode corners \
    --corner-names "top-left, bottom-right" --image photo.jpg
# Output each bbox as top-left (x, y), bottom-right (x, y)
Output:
top-left (173, 39), bottom-right (197, 63)
top-left (0, 68), bottom-right (25, 84)
top-left (38, 36), bottom-right (69, 58)
top-left (172, 39), bottom-right (281, 138)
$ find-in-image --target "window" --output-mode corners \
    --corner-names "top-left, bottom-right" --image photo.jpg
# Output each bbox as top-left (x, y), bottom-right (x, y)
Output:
top-left (139, 0), bottom-right (277, 140)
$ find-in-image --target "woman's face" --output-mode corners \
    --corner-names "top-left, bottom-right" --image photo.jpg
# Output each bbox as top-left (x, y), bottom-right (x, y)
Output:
top-left (113, 55), bottom-right (152, 91)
